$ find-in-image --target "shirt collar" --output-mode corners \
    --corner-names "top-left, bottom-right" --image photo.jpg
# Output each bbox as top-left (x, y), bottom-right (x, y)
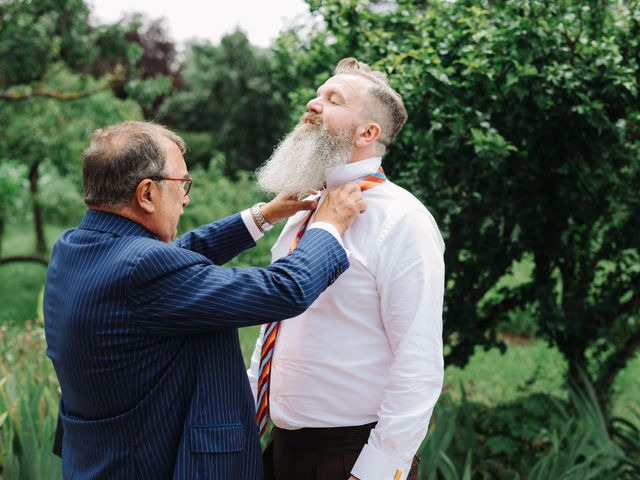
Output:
top-left (325, 157), bottom-right (382, 190)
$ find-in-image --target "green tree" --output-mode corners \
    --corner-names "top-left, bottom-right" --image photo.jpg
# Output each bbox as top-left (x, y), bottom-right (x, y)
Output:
top-left (159, 30), bottom-right (290, 175)
top-left (0, 66), bottom-right (143, 257)
top-left (90, 15), bottom-right (178, 119)
top-left (273, 0), bottom-right (640, 411)
top-left (0, 0), bottom-right (155, 256)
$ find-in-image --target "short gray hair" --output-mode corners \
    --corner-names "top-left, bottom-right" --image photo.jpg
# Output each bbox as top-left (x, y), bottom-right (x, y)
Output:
top-left (334, 57), bottom-right (408, 148)
top-left (82, 121), bottom-right (186, 208)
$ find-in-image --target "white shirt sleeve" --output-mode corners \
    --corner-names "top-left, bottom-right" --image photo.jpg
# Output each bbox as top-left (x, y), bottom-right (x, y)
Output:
top-left (351, 210), bottom-right (445, 480)
top-left (240, 208), bottom-right (264, 241)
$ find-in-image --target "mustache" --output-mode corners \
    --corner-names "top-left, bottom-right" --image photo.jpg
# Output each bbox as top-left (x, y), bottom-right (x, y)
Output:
top-left (300, 112), bottom-right (323, 126)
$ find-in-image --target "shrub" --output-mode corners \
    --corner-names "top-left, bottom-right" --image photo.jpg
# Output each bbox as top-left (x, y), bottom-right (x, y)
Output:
top-left (0, 321), bottom-right (61, 479)
top-left (179, 163), bottom-right (283, 268)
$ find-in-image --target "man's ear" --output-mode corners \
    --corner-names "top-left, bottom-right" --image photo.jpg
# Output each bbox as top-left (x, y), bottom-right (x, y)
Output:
top-left (355, 122), bottom-right (382, 148)
top-left (134, 179), bottom-right (156, 214)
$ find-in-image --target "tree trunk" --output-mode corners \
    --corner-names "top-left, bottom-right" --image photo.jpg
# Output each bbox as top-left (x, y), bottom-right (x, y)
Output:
top-left (29, 160), bottom-right (47, 254)
top-left (566, 349), bottom-right (589, 385)
top-left (556, 326), bottom-right (597, 404)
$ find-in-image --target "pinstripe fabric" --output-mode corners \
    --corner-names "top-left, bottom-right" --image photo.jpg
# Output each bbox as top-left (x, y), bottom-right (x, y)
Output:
top-left (44, 209), bottom-right (348, 479)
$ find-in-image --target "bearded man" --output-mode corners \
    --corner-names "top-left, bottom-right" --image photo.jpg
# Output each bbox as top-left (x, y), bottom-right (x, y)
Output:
top-left (247, 58), bottom-right (445, 480)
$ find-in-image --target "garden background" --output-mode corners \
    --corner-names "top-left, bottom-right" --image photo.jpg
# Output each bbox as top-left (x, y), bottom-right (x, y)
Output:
top-left (1, 0), bottom-right (639, 478)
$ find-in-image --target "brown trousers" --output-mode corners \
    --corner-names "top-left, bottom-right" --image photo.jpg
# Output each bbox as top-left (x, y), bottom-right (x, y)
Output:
top-left (263, 423), bottom-right (420, 480)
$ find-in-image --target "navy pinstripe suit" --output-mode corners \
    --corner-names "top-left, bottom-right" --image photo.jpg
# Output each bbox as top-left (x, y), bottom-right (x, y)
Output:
top-left (44, 209), bottom-right (348, 479)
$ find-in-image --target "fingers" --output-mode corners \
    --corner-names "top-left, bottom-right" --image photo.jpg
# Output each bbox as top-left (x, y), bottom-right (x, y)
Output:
top-left (285, 195), bottom-right (318, 211)
top-left (299, 199), bottom-right (318, 210)
top-left (338, 182), bottom-right (361, 198)
top-left (262, 193), bottom-right (319, 224)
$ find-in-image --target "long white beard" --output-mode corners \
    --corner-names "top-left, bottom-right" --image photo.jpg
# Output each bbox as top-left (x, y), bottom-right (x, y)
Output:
top-left (256, 121), bottom-right (354, 195)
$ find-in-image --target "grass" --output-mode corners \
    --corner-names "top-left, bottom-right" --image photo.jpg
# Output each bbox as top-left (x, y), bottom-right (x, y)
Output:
top-left (611, 354), bottom-right (640, 421)
top-left (0, 263), bottom-right (47, 327)
top-left (0, 224), bottom-right (64, 328)
top-left (444, 339), bottom-right (568, 404)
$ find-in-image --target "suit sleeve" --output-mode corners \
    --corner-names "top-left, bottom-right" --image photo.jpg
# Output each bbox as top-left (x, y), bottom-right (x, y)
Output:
top-left (174, 213), bottom-right (256, 265)
top-left (129, 228), bottom-right (348, 335)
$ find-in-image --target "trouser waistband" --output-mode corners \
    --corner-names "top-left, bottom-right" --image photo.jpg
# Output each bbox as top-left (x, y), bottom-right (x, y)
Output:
top-left (271, 422), bottom-right (377, 449)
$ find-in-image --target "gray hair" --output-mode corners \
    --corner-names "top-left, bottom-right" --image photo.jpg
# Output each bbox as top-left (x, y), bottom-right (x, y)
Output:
top-left (334, 57), bottom-right (408, 148)
top-left (82, 120), bottom-right (186, 208)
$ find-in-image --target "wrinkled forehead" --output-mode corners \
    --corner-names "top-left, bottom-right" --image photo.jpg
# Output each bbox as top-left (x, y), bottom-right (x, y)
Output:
top-left (319, 73), bottom-right (374, 104)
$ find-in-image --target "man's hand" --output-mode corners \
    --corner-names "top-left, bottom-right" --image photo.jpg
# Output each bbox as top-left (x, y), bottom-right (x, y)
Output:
top-left (314, 182), bottom-right (366, 236)
top-left (261, 193), bottom-right (319, 225)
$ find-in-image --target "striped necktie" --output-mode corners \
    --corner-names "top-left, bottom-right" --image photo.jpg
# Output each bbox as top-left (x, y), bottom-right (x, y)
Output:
top-left (256, 167), bottom-right (386, 437)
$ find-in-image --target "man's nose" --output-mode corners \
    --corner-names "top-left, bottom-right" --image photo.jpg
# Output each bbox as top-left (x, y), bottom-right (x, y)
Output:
top-left (183, 194), bottom-right (190, 207)
top-left (306, 97), bottom-right (322, 114)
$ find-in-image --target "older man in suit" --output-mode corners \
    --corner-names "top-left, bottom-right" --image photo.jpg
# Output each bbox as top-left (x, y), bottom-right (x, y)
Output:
top-left (44, 120), bottom-right (365, 479)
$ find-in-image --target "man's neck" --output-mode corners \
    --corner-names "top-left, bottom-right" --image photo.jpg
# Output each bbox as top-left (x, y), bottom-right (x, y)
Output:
top-left (349, 146), bottom-right (384, 164)
top-left (90, 204), bottom-right (150, 234)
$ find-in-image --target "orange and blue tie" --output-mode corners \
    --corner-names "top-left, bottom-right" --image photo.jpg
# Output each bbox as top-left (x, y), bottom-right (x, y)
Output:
top-left (255, 167), bottom-right (386, 437)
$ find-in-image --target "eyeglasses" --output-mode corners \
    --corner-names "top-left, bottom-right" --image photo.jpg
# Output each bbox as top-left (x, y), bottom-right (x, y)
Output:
top-left (150, 176), bottom-right (192, 196)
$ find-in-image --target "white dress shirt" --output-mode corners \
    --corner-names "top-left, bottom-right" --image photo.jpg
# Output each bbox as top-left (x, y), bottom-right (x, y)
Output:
top-left (247, 157), bottom-right (445, 480)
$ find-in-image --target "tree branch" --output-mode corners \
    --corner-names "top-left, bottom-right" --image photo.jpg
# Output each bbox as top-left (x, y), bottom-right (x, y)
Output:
top-left (0, 84), bottom-right (110, 101)
top-left (0, 66), bottom-right (125, 102)
top-left (0, 256), bottom-right (48, 267)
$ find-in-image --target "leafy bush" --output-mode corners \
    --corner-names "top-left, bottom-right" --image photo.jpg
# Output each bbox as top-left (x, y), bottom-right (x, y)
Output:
top-left (419, 381), bottom-right (640, 479)
top-left (0, 321), bottom-right (61, 479)
top-left (474, 393), bottom-right (568, 476)
top-left (179, 162), bottom-right (282, 268)
top-left (527, 375), bottom-right (640, 479)
top-left (39, 165), bottom-right (85, 228)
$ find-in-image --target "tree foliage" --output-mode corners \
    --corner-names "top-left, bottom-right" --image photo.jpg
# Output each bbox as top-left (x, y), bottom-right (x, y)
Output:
top-left (0, 0), bottom-right (92, 88)
top-left (0, 0), bottom-right (145, 254)
top-left (274, 0), bottom-right (640, 409)
top-left (90, 15), bottom-right (178, 118)
top-left (159, 30), bottom-right (290, 175)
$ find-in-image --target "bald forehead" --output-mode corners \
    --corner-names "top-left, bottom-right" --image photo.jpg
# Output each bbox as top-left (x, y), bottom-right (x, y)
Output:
top-left (159, 136), bottom-right (188, 177)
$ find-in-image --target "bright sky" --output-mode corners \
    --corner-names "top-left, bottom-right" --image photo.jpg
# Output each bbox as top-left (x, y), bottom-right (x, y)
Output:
top-left (88, 0), bottom-right (311, 48)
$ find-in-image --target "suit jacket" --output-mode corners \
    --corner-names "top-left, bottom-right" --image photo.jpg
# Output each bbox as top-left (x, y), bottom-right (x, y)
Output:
top-left (44, 209), bottom-right (348, 479)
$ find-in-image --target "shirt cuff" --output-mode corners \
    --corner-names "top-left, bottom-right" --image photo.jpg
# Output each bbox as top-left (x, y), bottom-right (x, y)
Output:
top-left (241, 208), bottom-right (264, 241)
top-left (307, 222), bottom-right (347, 252)
top-left (351, 444), bottom-right (412, 480)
